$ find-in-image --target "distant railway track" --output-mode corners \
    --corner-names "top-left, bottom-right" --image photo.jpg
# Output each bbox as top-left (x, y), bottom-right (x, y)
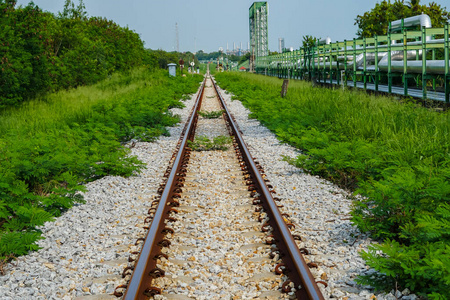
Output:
top-left (115, 74), bottom-right (325, 299)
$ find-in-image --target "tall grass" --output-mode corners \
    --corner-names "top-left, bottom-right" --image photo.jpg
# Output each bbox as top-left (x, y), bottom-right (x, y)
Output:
top-left (215, 72), bottom-right (450, 298)
top-left (0, 68), bottom-right (202, 260)
top-left (220, 73), bottom-right (449, 166)
top-left (0, 69), bottom-right (159, 135)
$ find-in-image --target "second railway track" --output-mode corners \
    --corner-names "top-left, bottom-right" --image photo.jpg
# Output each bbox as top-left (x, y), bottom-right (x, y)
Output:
top-left (118, 75), bottom-right (325, 299)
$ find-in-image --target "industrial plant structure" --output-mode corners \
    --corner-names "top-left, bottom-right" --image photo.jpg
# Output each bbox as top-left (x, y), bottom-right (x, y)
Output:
top-left (255, 14), bottom-right (449, 102)
top-left (249, 2), bottom-right (268, 71)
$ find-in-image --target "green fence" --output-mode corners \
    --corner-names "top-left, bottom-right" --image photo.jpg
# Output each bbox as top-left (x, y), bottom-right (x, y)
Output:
top-left (256, 24), bottom-right (449, 102)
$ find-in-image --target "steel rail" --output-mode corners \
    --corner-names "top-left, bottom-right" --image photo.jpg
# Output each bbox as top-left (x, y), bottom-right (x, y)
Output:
top-left (212, 78), bottom-right (325, 300)
top-left (123, 78), bottom-right (205, 300)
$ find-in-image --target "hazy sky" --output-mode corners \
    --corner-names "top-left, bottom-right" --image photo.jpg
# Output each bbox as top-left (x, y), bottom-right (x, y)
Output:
top-left (15, 0), bottom-right (450, 53)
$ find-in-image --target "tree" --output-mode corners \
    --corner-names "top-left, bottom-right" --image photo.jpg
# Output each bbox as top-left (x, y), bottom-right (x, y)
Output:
top-left (355, 0), bottom-right (450, 38)
top-left (0, 1), bottom-right (54, 107)
top-left (238, 52), bottom-right (250, 65)
top-left (59, 0), bottom-right (87, 20)
top-left (147, 49), bottom-right (178, 69)
top-left (0, 0), bottom-right (147, 108)
top-left (302, 35), bottom-right (318, 50)
top-left (408, 0), bottom-right (422, 13)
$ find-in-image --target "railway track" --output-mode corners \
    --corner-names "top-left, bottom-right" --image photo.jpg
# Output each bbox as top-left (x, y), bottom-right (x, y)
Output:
top-left (116, 75), bottom-right (325, 299)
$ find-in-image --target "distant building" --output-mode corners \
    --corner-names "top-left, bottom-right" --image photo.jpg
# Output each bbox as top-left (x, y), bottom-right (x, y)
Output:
top-left (225, 43), bottom-right (249, 56)
top-left (278, 38), bottom-right (285, 53)
top-left (249, 2), bottom-right (268, 71)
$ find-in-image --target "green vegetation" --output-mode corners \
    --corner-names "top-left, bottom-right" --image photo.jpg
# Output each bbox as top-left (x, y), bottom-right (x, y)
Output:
top-left (196, 50), bottom-right (241, 63)
top-left (302, 35), bottom-right (318, 49)
top-left (0, 0), bottom-right (150, 109)
top-left (208, 63), bottom-right (218, 75)
top-left (188, 135), bottom-right (232, 151)
top-left (0, 0), bottom-right (204, 268)
top-left (198, 110), bottom-right (224, 119)
top-left (199, 63), bottom-right (217, 75)
top-left (149, 50), bottom-right (201, 72)
top-left (355, 0), bottom-right (450, 38)
top-left (238, 53), bottom-right (251, 66)
top-left (215, 72), bottom-right (450, 298)
top-left (0, 68), bottom-right (202, 261)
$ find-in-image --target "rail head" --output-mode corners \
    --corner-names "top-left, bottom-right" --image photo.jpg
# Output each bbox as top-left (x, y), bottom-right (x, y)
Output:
top-left (122, 76), bottom-right (324, 299)
top-left (123, 78), bottom-right (206, 300)
top-left (211, 77), bottom-right (325, 300)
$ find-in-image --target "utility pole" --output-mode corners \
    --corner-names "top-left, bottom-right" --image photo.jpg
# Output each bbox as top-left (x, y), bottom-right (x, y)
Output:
top-left (175, 23), bottom-right (180, 52)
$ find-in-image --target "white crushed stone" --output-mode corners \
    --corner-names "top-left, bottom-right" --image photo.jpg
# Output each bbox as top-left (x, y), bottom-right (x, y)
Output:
top-left (215, 80), bottom-right (416, 300)
top-left (153, 78), bottom-right (290, 299)
top-left (0, 76), bottom-right (418, 300)
top-left (0, 87), bottom-right (200, 300)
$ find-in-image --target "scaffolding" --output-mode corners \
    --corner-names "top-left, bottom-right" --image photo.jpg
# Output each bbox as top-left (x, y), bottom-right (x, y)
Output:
top-left (249, 2), bottom-right (268, 72)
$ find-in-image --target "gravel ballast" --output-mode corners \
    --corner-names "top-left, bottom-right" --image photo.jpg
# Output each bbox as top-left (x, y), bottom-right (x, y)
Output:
top-left (153, 78), bottom-right (291, 299)
top-left (1, 77), bottom-right (417, 300)
top-left (0, 88), bottom-right (200, 300)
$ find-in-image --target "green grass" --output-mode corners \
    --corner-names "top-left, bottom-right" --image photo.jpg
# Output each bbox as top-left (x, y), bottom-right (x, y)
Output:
top-left (215, 72), bottom-right (450, 298)
top-left (0, 68), bottom-right (202, 261)
top-left (199, 62), bottom-right (217, 75)
top-left (188, 135), bottom-right (232, 151)
top-left (1, 69), bottom-right (169, 135)
top-left (198, 110), bottom-right (224, 119)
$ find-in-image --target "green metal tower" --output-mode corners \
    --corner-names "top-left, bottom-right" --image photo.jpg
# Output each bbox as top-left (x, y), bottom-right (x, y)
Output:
top-left (249, 2), bottom-right (268, 71)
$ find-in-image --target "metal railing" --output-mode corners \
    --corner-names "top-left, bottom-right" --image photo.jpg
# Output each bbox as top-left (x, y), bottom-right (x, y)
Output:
top-left (255, 23), bottom-right (449, 102)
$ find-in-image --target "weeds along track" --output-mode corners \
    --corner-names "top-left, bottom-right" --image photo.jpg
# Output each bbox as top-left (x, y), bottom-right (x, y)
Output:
top-left (117, 76), bottom-right (325, 300)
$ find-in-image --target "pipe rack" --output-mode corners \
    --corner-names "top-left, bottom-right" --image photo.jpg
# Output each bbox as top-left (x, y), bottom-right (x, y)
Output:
top-left (255, 22), bottom-right (449, 102)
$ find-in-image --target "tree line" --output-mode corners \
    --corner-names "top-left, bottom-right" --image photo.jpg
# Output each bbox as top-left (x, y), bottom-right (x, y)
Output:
top-left (355, 0), bottom-right (450, 37)
top-left (300, 1), bottom-right (449, 51)
top-left (0, 0), bottom-right (184, 110)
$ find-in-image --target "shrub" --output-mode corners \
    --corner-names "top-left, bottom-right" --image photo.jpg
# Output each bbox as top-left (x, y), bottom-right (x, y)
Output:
top-left (0, 69), bottom-right (202, 260)
top-left (215, 72), bottom-right (450, 298)
top-left (0, 0), bottom-right (148, 109)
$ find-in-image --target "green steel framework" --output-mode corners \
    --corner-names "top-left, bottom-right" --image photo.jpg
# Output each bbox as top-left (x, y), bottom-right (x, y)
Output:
top-left (255, 24), bottom-right (450, 103)
top-left (249, 2), bottom-right (269, 60)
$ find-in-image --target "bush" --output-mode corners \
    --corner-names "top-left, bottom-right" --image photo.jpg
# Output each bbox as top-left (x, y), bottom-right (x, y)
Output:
top-left (0, 0), bottom-right (148, 109)
top-left (215, 72), bottom-right (450, 298)
top-left (0, 68), bottom-right (202, 260)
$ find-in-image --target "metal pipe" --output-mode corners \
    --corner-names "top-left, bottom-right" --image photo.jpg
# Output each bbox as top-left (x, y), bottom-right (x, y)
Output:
top-left (337, 55), bottom-right (354, 62)
top-left (364, 39), bottom-right (444, 49)
top-left (379, 60), bottom-right (448, 74)
top-left (311, 47), bottom-right (450, 74)
top-left (318, 37), bottom-right (331, 45)
top-left (390, 14), bottom-right (431, 32)
top-left (352, 52), bottom-right (387, 68)
top-left (378, 50), bottom-right (422, 65)
top-left (390, 14), bottom-right (432, 41)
